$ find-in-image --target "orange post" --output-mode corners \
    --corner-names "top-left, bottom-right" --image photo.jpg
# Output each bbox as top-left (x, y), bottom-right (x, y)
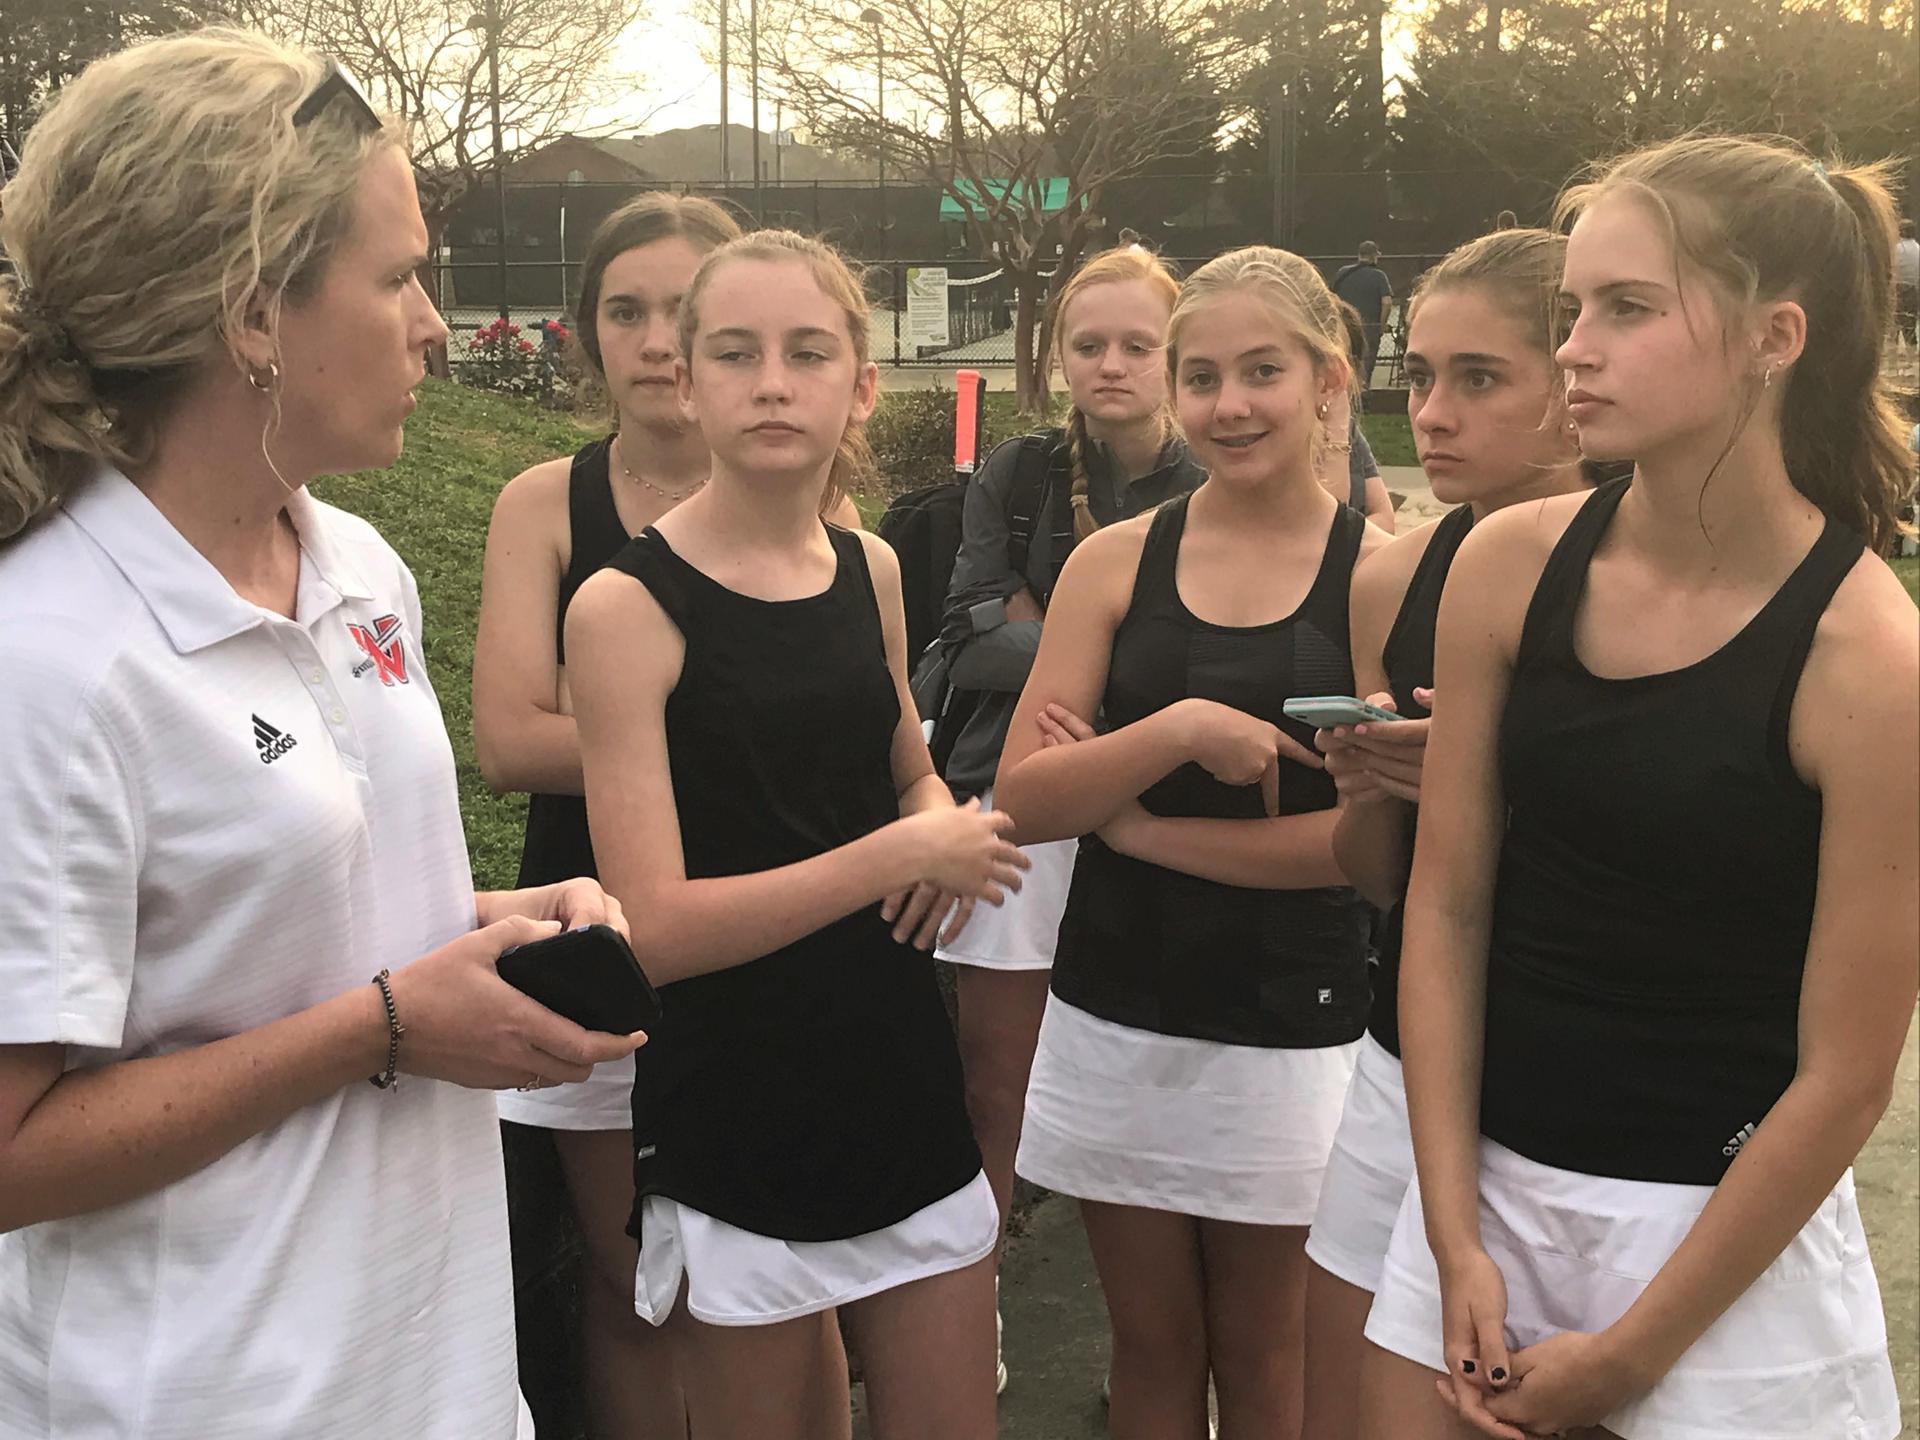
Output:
top-left (954, 369), bottom-right (984, 474)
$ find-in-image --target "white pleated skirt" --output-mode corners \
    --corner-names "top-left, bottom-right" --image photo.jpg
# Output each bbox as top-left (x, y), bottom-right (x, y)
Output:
top-left (1365, 1139), bottom-right (1901, 1440)
top-left (1304, 1033), bottom-right (1414, 1293)
top-left (494, 1052), bottom-right (634, 1132)
top-left (935, 789), bottom-right (1078, 971)
top-left (633, 1170), bottom-right (999, 1328)
top-left (1016, 995), bottom-right (1359, 1225)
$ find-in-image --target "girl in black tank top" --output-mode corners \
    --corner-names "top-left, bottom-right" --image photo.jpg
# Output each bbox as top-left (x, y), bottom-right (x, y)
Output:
top-left (472, 194), bottom-right (740, 1440)
top-left (1047, 491), bottom-right (1373, 1044)
top-left (1366, 139), bottom-right (1913, 1440)
top-left (511, 436), bottom-right (635, 886)
top-left (566, 231), bottom-right (1026, 1440)
top-left (994, 246), bottom-right (1390, 1438)
top-left (1298, 228), bottom-right (1597, 1440)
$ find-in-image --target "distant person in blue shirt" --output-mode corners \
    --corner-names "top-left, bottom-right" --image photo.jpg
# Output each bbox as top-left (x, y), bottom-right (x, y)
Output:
top-left (1333, 242), bottom-right (1394, 389)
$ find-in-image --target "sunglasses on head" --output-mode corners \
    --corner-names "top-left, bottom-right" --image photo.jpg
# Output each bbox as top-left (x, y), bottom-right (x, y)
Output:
top-left (293, 58), bottom-right (381, 132)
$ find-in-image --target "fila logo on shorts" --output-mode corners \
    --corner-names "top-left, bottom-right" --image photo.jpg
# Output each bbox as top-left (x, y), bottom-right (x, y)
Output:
top-left (347, 613), bottom-right (410, 686)
top-left (1722, 1121), bottom-right (1757, 1157)
top-left (253, 713), bottom-right (299, 764)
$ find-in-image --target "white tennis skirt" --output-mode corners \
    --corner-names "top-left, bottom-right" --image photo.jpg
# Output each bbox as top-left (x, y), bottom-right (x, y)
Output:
top-left (633, 1170), bottom-right (999, 1328)
top-left (1305, 1034), bottom-right (1413, 1293)
top-left (935, 789), bottom-right (1078, 971)
top-left (1365, 1139), bottom-right (1901, 1440)
top-left (495, 1052), bottom-right (634, 1132)
top-left (1016, 995), bottom-right (1359, 1225)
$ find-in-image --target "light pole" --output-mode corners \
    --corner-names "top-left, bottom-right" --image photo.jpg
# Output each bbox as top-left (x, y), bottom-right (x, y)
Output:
top-left (468, 1), bottom-right (510, 320)
top-left (718, 0), bottom-right (729, 183)
top-left (860, 6), bottom-right (884, 240)
top-left (749, 0), bottom-right (762, 223)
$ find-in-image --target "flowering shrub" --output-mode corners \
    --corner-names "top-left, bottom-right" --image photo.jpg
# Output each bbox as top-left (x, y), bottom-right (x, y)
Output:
top-left (461, 317), bottom-right (574, 405)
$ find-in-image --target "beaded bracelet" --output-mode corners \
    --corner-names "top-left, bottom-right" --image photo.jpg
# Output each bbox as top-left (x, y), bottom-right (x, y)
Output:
top-left (368, 969), bottom-right (405, 1090)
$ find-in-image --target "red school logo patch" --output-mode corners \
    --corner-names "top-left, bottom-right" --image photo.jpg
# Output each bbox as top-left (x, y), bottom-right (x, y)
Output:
top-left (347, 613), bottom-right (410, 686)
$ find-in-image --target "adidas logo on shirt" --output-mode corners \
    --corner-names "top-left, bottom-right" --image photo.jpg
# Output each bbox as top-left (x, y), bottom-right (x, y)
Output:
top-left (253, 714), bottom-right (299, 765)
top-left (1722, 1122), bottom-right (1757, 1158)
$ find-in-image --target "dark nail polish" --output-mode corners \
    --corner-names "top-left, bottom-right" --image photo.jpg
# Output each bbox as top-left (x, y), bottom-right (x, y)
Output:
top-left (1460, 1360), bottom-right (1476, 1375)
top-left (1490, 1367), bottom-right (1507, 1382)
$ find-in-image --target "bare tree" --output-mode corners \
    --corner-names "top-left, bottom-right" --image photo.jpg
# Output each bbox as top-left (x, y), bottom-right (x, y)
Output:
top-left (757, 0), bottom-right (1252, 410)
top-left (248, 0), bottom-right (650, 349)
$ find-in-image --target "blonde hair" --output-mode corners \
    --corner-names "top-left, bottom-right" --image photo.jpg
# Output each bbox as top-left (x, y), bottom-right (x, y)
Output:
top-left (0, 27), bottom-right (403, 540)
top-left (1555, 135), bottom-right (1913, 554)
top-left (676, 229), bottom-right (876, 517)
top-left (1047, 246), bottom-right (1181, 540)
top-left (1168, 245), bottom-right (1353, 473)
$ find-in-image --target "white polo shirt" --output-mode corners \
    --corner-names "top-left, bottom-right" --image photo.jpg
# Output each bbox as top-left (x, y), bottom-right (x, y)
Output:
top-left (0, 467), bottom-right (530, 1439)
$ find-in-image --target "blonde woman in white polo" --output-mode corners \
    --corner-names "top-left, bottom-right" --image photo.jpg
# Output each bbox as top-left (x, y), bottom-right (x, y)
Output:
top-left (0, 31), bottom-right (639, 1440)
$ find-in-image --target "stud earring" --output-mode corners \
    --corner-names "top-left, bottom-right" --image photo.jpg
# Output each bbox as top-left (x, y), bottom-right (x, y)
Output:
top-left (1316, 401), bottom-right (1329, 419)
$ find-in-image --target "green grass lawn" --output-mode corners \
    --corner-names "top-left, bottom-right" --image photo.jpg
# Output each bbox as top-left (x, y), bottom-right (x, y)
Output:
top-left (317, 380), bottom-right (1911, 892)
top-left (1357, 412), bottom-right (1416, 466)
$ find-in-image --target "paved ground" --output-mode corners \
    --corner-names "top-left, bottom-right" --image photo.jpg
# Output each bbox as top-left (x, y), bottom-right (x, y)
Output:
top-left (860, 1012), bottom-right (1917, 1438)
top-left (1382, 464), bottom-right (1445, 525)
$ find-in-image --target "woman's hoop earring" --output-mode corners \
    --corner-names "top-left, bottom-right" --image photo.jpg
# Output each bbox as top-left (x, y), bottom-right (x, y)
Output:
top-left (248, 361), bottom-right (280, 394)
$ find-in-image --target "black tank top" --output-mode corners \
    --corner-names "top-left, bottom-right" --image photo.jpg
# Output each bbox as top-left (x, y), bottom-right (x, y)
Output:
top-left (1051, 493), bottom-right (1372, 1048)
top-left (1367, 503), bottom-right (1476, 1057)
top-left (610, 525), bottom-right (981, 1241)
top-left (515, 438), bottom-right (629, 888)
top-left (1484, 478), bottom-right (1862, 1184)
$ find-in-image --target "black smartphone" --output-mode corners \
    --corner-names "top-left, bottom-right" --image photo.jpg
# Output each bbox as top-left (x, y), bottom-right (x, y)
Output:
top-left (495, 923), bottom-right (663, 1034)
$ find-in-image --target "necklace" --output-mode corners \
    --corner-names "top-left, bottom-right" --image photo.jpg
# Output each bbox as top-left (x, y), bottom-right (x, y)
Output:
top-left (613, 432), bottom-right (707, 503)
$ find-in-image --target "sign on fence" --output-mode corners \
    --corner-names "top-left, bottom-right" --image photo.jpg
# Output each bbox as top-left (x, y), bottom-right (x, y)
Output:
top-left (905, 266), bottom-right (951, 348)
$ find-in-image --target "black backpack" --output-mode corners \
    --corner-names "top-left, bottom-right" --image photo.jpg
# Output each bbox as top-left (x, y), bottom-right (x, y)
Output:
top-left (877, 433), bottom-right (1066, 671)
top-left (876, 479), bottom-right (969, 665)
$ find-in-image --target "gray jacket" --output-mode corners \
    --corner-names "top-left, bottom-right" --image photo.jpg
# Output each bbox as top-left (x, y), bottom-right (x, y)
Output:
top-left (936, 427), bottom-right (1204, 797)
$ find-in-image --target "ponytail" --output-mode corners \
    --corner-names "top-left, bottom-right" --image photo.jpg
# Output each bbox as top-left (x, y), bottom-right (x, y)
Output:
top-left (825, 420), bottom-right (874, 519)
top-left (0, 280), bottom-right (120, 538)
top-left (1783, 163), bottom-right (1913, 555)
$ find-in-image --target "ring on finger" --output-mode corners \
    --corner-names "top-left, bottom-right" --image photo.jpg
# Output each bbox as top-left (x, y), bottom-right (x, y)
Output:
top-left (515, 1073), bottom-right (546, 1092)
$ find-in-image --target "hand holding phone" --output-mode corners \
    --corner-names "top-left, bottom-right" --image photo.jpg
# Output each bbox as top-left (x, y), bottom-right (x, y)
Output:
top-left (1311, 691), bottom-right (1431, 805)
top-left (1283, 695), bottom-right (1405, 729)
top-left (495, 923), bottom-right (663, 1034)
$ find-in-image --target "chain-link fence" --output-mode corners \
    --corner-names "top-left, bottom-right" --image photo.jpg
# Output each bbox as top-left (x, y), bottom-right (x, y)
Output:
top-left (440, 249), bottom-right (1444, 383)
top-left (434, 166), bottom-right (1545, 374)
